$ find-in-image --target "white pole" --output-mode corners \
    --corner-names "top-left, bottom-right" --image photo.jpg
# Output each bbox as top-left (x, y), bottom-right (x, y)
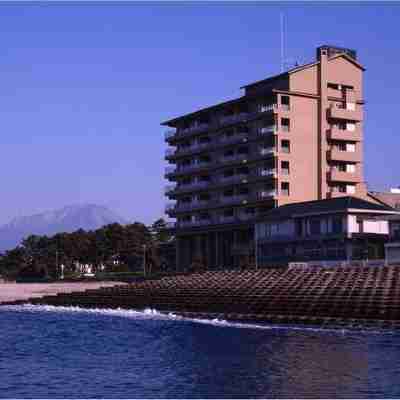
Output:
top-left (280, 13), bottom-right (284, 73)
top-left (143, 244), bottom-right (146, 277)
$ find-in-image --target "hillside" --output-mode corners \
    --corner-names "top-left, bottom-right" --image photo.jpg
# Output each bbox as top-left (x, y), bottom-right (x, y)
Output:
top-left (0, 204), bottom-right (127, 252)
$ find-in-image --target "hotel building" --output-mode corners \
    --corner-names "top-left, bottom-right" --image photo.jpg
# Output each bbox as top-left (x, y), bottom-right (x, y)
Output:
top-left (163, 45), bottom-right (367, 269)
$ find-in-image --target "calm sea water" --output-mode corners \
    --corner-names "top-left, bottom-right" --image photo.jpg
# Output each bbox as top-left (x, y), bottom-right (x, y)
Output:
top-left (1, 305), bottom-right (400, 398)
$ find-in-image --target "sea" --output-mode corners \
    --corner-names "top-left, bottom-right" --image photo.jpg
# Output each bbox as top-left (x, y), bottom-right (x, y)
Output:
top-left (1, 305), bottom-right (400, 399)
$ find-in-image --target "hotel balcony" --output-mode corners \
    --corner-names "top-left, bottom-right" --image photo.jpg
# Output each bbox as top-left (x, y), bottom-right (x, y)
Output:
top-left (219, 132), bottom-right (249, 145)
top-left (258, 125), bottom-right (277, 136)
top-left (219, 113), bottom-right (249, 127)
top-left (169, 181), bottom-right (210, 196)
top-left (259, 147), bottom-right (276, 157)
top-left (166, 142), bottom-right (213, 159)
top-left (328, 127), bottom-right (362, 142)
top-left (259, 104), bottom-right (277, 113)
top-left (328, 148), bottom-right (362, 163)
top-left (258, 170), bottom-right (277, 183)
top-left (220, 174), bottom-right (249, 185)
top-left (177, 219), bottom-right (214, 229)
top-left (329, 104), bottom-right (362, 121)
top-left (220, 195), bottom-right (249, 206)
top-left (165, 161), bottom-right (215, 178)
top-left (257, 190), bottom-right (277, 200)
top-left (219, 154), bottom-right (249, 166)
top-left (165, 124), bottom-right (209, 143)
top-left (164, 184), bottom-right (176, 195)
top-left (164, 129), bottom-right (177, 140)
top-left (328, 170), bottom-right (361, 183)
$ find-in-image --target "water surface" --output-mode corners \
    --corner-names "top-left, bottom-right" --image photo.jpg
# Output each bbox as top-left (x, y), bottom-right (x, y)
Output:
top-left (0, 305), bottom-right (399, 398)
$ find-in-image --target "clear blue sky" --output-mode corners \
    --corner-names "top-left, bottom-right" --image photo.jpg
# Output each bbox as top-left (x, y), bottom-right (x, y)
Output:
top-left (0, 2), bottom-right (399, 225)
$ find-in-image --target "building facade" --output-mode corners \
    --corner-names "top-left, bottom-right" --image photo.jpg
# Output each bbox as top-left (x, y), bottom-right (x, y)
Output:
top-left (255, 197), bottom-right (399, 267)
top-left (163, 45), bottom-right (367, 270)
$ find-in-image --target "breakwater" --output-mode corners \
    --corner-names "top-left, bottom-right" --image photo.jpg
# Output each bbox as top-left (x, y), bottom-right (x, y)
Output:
top-left (5, 266), bottom-right (400, 329)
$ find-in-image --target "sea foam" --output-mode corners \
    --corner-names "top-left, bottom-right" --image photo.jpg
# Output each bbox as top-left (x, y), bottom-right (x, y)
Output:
top-left (0, 303), bottom-right (378, 334)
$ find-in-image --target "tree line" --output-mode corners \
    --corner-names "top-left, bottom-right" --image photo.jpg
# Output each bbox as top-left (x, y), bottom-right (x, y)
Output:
top-left (0, 219), bottom-right (172, 280)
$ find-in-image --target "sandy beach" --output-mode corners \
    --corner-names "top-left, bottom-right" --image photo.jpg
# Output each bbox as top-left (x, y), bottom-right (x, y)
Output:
top-left (0, 281), bottom-right (126, 304)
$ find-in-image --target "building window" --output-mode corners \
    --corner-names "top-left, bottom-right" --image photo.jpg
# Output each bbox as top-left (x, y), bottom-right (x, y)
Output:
top-left (346, 102), bottom-right (356, 111)
top-left (346, 143), bottom-right (356, 152)
top-left (281, 140), bottom-right (290, 153)
top-left (347, 123), bottom-right (356, 131)
top-left (281, 182), bottom-right (290, 196)
top-left (281, 118), bottom-right (290, 132)
top-left (310, 219), bottom-right (321, 235)
top-left (281, 161), bottom-right (290, 175)
top-left (347, 164), bottom-right (356, 173)
top-left (328, 82), bottom-right (340, 90)
top-left (347, 185), bottom-right (356, 194)
top-left (281, 95), bottom-right (290, 111)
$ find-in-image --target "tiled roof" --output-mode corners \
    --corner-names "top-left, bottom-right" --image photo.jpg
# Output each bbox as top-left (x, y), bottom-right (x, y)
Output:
top-left (259, 196), bottom-right (397, 221)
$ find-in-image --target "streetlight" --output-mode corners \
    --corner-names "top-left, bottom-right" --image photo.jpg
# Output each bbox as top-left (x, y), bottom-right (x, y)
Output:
top-left (143, 244), bottom-right (146, 277)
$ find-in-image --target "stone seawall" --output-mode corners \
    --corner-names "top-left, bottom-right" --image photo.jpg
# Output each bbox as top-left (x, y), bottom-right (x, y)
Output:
top-left (3, 267), bottom-right (400, 329)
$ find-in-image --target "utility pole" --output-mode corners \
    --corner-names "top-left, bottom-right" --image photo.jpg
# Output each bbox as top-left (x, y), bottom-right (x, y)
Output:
top-left (56, 249), bottom-right (59, 279)
top-left (143, 244), bottom-right (147, 277)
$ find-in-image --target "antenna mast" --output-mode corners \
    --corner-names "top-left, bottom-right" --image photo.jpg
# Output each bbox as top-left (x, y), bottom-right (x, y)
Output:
top-left (280, 13), bottom-right (285, 72)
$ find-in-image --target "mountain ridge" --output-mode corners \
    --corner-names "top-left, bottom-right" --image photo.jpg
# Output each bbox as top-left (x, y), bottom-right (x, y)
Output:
top-left (0, 204), bottom-right (128, 252)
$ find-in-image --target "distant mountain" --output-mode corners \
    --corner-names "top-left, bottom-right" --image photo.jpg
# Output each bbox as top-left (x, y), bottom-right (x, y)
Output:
top-left (0, 204), bottom-right (127, 252)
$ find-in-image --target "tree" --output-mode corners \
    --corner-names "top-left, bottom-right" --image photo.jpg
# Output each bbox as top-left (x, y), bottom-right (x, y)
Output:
top-left (150, 218), bottom-right (172, 244)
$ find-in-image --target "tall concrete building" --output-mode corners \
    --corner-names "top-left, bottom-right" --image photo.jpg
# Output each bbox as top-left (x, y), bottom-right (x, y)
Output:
top-left (163, 45), bottom-right (367, 269)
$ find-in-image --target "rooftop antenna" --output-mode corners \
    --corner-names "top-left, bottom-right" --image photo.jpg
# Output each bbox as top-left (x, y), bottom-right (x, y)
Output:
top-left (280, 12), bottom-right (285, 73)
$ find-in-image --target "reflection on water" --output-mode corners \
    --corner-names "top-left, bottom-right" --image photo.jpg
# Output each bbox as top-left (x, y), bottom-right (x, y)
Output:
top-left (0, 305), bottom-right (399, 398)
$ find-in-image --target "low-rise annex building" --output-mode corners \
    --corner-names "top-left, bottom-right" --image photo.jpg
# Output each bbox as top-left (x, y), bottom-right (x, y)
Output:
top-left (255, 196), bottom-right (400, 267)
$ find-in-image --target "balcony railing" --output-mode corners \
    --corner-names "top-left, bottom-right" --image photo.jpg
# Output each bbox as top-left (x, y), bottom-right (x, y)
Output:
top-left (259, 168), bottom-right (276, 177)
top-left (328, 127), bottom-right (362, 142)
top-left (329, 104), bottom-right (362, 121)
top-left (174, 181), bottom-right (210, 193)
top-left (165, 166), bottom-right (176, 176)
top-left (177, 219), bottom-right (213, 228)
top-left (179, 123), bottom-right (209, 136)
top-left (260, 147), bottom-right (275, 156)
top-left (220, 174), bottom-right (249, 184)
top-left (164, 184), bottom-right (176, 194)
top-left (219, 132), bottom-right (248, 145)
top-left (220, 154), bottom-right (248, 164)
top-left (259, 104), bottom-right (276, 113)
top-left (165, 148), bottom-right (175, 157)
top-left (259, 125), bottom-right (276, 135)
top-left (220, 195), bottom-right (249, 205)
top-left (166, 161), bottom-right (214, 176)
top-left (257, 190), bottom-right (276, 199)
top-left (165, 129), bottom-right (177, 139)
top-left (219, 113), bottom-right (249, 126)
top-left (165, 202), bottom-right (176, 213)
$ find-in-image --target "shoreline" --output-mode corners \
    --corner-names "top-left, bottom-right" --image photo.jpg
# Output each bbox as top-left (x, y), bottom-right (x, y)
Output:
top-left (0, 281), bottom-right (126, 304)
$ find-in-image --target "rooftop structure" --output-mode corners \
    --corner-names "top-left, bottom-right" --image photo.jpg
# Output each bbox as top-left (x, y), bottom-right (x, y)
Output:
top-left (163, 45), bottom-right (368, 270)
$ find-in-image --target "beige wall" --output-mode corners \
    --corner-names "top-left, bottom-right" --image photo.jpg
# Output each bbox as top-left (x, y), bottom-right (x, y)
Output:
top-left (289, 65), bottom-right (319, 94)
top-left (277, 94), bottom-right (319, 206)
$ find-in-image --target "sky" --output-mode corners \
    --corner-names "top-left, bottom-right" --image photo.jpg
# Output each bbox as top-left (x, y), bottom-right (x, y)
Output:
top-left (0, 1), bottom-right (399, 225)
